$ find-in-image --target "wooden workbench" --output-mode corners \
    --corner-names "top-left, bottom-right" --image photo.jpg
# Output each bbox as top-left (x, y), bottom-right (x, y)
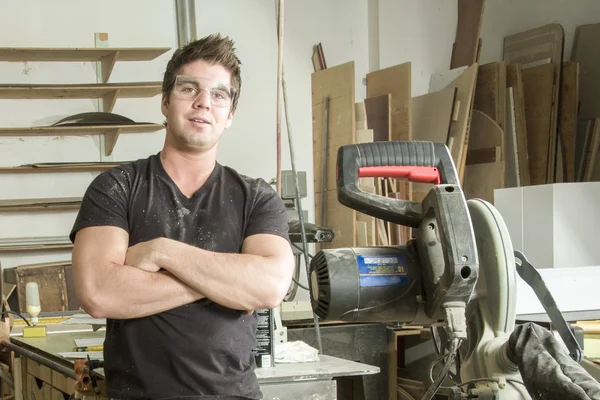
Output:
top-left (8, 326), bottom-right (379, 399)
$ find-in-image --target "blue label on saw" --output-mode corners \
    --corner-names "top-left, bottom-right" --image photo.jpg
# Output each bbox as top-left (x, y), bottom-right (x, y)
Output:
top-left (357, 254), bottom-right (408, 287)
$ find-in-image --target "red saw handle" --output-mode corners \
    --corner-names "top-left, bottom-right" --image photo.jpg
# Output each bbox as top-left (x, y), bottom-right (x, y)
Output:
top-left (358, 166), bottom-right (441, 184)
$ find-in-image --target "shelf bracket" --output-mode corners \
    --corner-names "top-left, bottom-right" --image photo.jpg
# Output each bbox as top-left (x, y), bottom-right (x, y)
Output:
top-left (100, 51), bottom-right (119, 83)
top-left (102, 89), bottom-right (119, 113)
top-left (104, 128), bottom-right (122, 156)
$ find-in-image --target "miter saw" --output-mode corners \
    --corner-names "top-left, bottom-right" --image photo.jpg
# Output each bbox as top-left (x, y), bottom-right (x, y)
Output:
top-left (308, 140), bottom-right (600, 399)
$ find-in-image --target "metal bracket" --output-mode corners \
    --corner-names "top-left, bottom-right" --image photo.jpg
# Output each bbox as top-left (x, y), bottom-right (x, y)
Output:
top-left (514, 250), bottom-right (584, 363)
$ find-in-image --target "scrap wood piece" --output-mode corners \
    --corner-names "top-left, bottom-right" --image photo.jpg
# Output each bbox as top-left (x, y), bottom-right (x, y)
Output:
top-left (572, 23), bottom-right (600, 120)
top-left (506, 63), bottom-right (531, 186)
top-left (365, 94), bottom-right (392, 142)
top-left (474, 61), bottom-right (507, 131)
top-left (312, 61), bottom-right (355, 249)
top-left (311, 42), bottom-right (326, 72)
top-left (440, 63), bottom-right (479, 182)
top-left (559, 61), bottom-right (580, 182)
top-left (463, 110), bottom-right (505, 203)
top-left (429, 66), bottom-right (468, 93)
top-left (366, 62), bottom-right (411, 142)
top-left (410, 86), bottom-right (457, 202)
top-left (575, 119), bottom-right (594, 181)
top-left (505, 87), bottom-right (520, 187)
top-left (521, 63), bottom-right (554, 185)
top-left (583, 118), bottom-right (600, 182)
top-left (366, 63), bottom-right (412, 196)
top-left (503, 23), bottom-right (564, 183)
top-left (450, 0), bottom-right (486, 69)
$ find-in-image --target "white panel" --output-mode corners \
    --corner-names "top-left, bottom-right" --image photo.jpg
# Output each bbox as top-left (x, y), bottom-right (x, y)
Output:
top-left (522, 184), bottom-right (555, 268)
top-left (553, 183), bottom-right (600, 267)
top-left (494, 187), bottom-right (524, 252)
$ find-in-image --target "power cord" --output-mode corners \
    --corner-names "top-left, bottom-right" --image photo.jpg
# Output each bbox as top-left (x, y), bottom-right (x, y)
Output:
top-left (2, 310), bottom-right (31, 326)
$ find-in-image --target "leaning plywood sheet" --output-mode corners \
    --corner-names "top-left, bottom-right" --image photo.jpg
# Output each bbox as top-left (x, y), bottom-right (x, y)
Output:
top-left (474, 61), bottom-right (507, 131)
top-left (463, 110), bottom-right (505, 203)
top-left (506, 64), bottom-right (531, 186)
top-left (505, 88), bottom-right (519, 187)
top-left (521, 63), bottom-right (554, 185)
top-left (559, 62), bottom-right (580, 182)
top-left (429, 66), bottom-right (468, 92)
top-left (450, 0), bottom-right (486, 69)
top-left (572, 23), bottom-right (600, 120)
top-left (503, 23), bottom-right (563, 183)
top-left (440, 63), bottom-right (479, 182)
top-left (365, 94), bottom-right (392, 142)
top-left (410, 86), bottom-right (457, 201)
top-left (366, 63), bottom-right (411, 142)
top-left (312, 61), bottom-right (355, 249)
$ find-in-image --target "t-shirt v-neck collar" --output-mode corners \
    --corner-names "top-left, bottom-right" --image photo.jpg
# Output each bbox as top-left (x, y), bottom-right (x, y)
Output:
top-left (153, 152), bottom-right (222, 201)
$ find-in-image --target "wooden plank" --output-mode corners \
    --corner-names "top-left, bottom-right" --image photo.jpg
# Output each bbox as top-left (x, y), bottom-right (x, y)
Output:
top-left (522, 63), bottom-right (554, 185)
top-left (572, 23), bottom-right (600, 120)
top-left (559, 62), bottom-right (580, 182)
top-left (441, 63), bottom-right (479, 181)
top-left (575, 120), bottom-right (593, 181)
top-left (410, 86), bottom-right (457, 201)
top-left (505, 88), bottom-right (520, 187)
top-left (312, 62), bottom-right (355, 249)
top-left (365, 94), bottom-right (392, 142)
top-left (366, 63), bottom-right (411, 142)
top-left (474, 62), bottom-right (500, 126)
top-left (506, 64), bottom-right (531, 186)
top-left (584, 119), bottom-right (600, 182)
top-left (463, 110), bottom-right (505, 203)
top-left (0, 162), bottom-right (122, 173)
top-left (0, 47), bottom-right (170, 62)
top-left (503, 23), bottom-right (563, 183)
top-left (450, 0), bottom-right (485, 69)
top-left (430, 66), bottom-right (468, 92)
top-left (0, 197), bottom-right (81, 212)
top-left (0, 82), bottom-right (162, 99)
top-left (0, 123), bottom-right (163, 136)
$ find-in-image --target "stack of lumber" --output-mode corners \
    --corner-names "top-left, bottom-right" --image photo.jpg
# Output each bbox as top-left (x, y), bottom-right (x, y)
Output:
top-left (311, 6), bottom-right (600, 252)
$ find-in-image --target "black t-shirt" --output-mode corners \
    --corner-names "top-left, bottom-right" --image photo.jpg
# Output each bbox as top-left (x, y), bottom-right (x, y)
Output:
top-left (69, 153), bottom-right (289, 400)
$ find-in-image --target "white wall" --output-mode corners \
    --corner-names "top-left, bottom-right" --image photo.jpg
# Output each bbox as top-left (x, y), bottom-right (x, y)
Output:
top-left (0, 0), bottom-right (371, 313)
top-left (479, 0), bottom-right (600, 64)
top-left (377, 0), bottom-right (458, 96)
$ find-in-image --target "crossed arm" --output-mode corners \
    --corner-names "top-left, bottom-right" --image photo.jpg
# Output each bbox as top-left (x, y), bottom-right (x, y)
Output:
top-left (72, 226), bottom-right (295, 319)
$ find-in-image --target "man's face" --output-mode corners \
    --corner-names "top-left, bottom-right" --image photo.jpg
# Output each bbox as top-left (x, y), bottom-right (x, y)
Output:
top-left (161, 59), bottom-right (235, 151)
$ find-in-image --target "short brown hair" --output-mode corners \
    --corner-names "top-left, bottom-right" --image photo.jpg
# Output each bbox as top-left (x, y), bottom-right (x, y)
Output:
top-left (162, 33), bottom-right (242, 113)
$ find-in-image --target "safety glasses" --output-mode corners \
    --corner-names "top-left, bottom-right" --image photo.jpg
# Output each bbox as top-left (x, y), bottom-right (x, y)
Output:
top-left (172, 75), bottom-right (237, 107)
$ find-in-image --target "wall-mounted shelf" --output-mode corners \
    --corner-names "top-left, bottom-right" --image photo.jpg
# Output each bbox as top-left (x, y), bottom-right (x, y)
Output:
top-left (0, 197), bottom-right (81, 212)
top-left (0, 236), bottom-right (73, 253)
top-left (0, 47), bottom-right (170, 82)
top-left (0, 123), bottom-right (164, 156)
top-left (0, 82), bottom-right (162, 113)
top-left (0, 161), bottom-right (124, 173)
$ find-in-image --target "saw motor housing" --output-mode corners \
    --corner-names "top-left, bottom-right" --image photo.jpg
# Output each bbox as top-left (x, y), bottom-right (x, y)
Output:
top-left (309, 141), bottom-right (479, 330)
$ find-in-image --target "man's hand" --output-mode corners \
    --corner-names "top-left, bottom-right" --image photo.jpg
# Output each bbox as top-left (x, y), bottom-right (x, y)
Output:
top-left (125, 239), bottom-right (161, 272)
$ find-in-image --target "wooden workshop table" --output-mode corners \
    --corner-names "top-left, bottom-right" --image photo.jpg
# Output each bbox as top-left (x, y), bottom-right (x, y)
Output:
top-left (7, 326), bottom-right (380, 400)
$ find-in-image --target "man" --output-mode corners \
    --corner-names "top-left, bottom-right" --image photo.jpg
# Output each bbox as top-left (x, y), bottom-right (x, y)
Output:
top-left (70, 33), bottom-right (295, 400)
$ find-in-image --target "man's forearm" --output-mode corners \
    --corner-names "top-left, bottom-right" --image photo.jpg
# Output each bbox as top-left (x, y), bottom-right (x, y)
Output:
top-left (76, 263), bottom-right (202, 319)
top-left (153, 238), bottom-right (291, 311)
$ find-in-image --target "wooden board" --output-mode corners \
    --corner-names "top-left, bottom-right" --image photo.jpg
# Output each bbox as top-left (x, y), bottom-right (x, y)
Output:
top-left (0, 162), bottom-right (122, 173)
top-left (312, 62), bottom-right (355, 249)
top-left (0, 197), bottom-right (81, 212)
top-left (463, 110), bottom-right (505, 203)
top-left (0, 82), bottom-right (162, 99)
top-left (505, 88), bottom-right (519, 187)
top-left (0, 123), bottom-right (163, 136)
top-left (572, 23), bottom-right (600, 120)
top-left (506, 64), bottom-right (531, 186)
top-left (441, 63), bottom-right (479, 181)
top-left (503, 23), bottom-right (563, 183)
top-left (365, 94), bottom-right (392, 142)
top-left (559, 62), bottom-right (580, 182)
top-left (450, 0), bottom-right (485, 69)
top-left (366, 63), bottom-right (411, 142)
top-left (522, 63), bottom-right (555, 185)
top-left (474, 62), bottom-right (506, 130)
top-left (410, 86), bottom-right (457, 200)
top-left (0, 47), bottom-right (170, 62)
